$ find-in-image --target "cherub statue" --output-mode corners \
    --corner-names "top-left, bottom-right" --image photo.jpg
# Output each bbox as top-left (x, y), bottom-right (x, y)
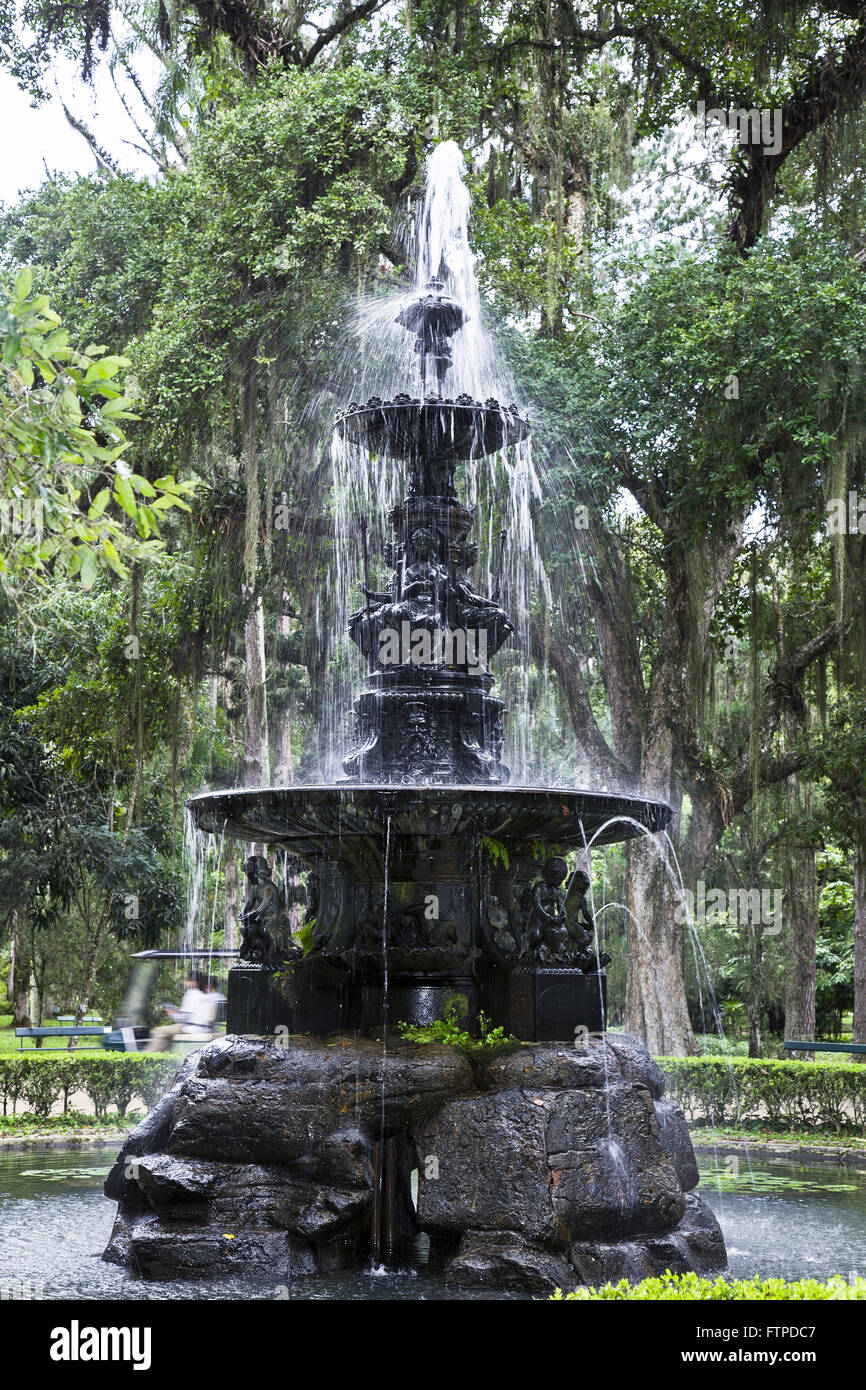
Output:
top-left (564, 869), bottom-right (611, 973)
top-left (520, 860), bottom-right (611, 971)
top-left (239, 855), bottom-right (299, 967)
top-left (523, 856), bottom-right (570, 962)
top-left (348, 527), bottom-right (448, 663)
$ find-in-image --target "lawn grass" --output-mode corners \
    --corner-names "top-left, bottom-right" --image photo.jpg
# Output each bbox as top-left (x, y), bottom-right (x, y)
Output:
top-left (0, 1023), bottom-right (107, 1056)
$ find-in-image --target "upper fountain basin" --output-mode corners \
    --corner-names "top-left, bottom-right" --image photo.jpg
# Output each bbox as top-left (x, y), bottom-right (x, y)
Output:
top-left (187, 784), bottom-right (671, 855)
top-left (334, 394), bottom-right (530, 461)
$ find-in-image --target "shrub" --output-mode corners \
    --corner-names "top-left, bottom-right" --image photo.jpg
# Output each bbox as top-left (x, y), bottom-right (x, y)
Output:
top-left (0, 1054), bottom-right (179, 1120)
top-left (657, 1056), bottom-right (866, 1133)
top-left (552, 1272), bottom-right (866, 1300)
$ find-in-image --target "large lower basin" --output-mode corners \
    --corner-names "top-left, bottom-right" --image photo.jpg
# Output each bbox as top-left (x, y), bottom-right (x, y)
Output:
top-left (187, 783), bottom-right (671, 854)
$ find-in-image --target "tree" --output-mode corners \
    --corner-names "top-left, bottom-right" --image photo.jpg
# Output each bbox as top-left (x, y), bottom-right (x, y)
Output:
top-left (0, 268), bottom-right (195, 597)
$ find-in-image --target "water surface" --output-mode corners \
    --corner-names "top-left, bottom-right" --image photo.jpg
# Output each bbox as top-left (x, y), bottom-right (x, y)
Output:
top-left (1, 1147), bottom-right (864, 1299)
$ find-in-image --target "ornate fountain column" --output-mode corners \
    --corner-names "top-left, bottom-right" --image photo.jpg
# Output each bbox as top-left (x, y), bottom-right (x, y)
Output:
top-left (337, 277), bottom-right (522, 786)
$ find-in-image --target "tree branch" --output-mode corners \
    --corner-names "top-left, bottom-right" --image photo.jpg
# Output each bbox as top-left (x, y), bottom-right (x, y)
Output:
top-left (727, 19), bottom-right (866, 250)
top-left (529, 613), bottom-right (636, 788)
top-left (57, 93), bottom-right (119, 174)
top-left (301, 0), bottom-right (388, 68)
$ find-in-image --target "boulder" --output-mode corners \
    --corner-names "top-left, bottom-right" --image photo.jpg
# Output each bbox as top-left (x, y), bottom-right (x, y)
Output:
top-left (415, 1082), bottom-right (684, 1248)
top-left (121, 1225), bottom-right (319, 1281)
top-left (102, 1033), bottom-right (725, 1290)
top-left (654, 1100), bottom-right (700, 1192)
top-left (444, 1230), bottom-right (576, 1294)
top-left (604, 1034), bottom-right (666, 1098)
top-left (135, 1154), bottom-right (218, 1203)
top-left (130, 1156), bottom-right (372, 1243)
top-left (104, 1050), bottom-right (198, 1203)
top-left (164, 1034), bottom-right (473, 1167)
top-left (415, 1087), bottom-right (558, 1245)
top-left (569, 1193), bottom-right (726, 1285)
top-left (474, 1040), bottom-right (610, 1092)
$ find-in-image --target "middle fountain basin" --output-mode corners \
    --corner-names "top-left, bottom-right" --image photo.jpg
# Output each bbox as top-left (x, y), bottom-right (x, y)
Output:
top-left (188, 784), bottom-right (671, 1041)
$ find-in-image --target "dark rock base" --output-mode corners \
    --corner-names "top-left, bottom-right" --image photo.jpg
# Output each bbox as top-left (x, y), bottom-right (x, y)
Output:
top-left (103, 1033), bottom-right (725, 1293)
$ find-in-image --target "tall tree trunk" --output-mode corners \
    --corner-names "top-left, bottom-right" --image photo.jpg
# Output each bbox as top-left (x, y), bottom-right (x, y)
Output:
top-left (273, 614), bottom-right (294, 785)
top-left (74, 769), bottom-right (141, 1026)
top-left (273, 699), bottom-right (294, 785)
top-left (784, 835), bottom-right (817, 1043)
top-left (746, 919), bottom-right (763, 1057)
top-left (243, 592), bottom-right (270, 788)
top-left (854, 835), bottom-right (866, 1046)
top-left (73, 910), bottom-right (111, 1031)
top-left (241, 363), bottom-right (268, 862)
top-left (244, 592), bottom-right (269, 865)
top-left (8, 908), bottom-right (30, 1027)
top-left (625, 838), bottom-right (696, 1054)
top-left (624, 645), bottom-right (697, 1055)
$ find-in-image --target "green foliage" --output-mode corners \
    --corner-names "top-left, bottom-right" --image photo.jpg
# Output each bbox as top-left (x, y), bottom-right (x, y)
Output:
top-left (552, 1271), bottom-right (866, 1300)
top-left (296, 918), bottom-right (317, 957)
top-left (0, 1107), bottom-right (145, 1135)
top-left (658, 1056), bottom-right (866, 1134)
top-left (0, 270), bottom-right (195, 592)
top-left (480, 835), bottom-right (509, 870)
top-left (0, 174), bottom-right (173, 348)
top-left (397, 993), bottom-right (517, 1058)
top-left (0, 1053), bottom-right (179, 1119)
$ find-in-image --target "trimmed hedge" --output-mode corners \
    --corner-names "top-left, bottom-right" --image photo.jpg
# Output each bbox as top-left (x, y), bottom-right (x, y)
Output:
top-left (658, 1055), bottom-right (866, 1133)
top-left (0, 1055), bottom-right (180, 1120)
top-left (552, 1272), bottom-right (866, 1300)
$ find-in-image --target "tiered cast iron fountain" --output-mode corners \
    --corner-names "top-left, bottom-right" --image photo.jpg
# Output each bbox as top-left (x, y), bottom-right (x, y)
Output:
top-left (103, 151), bottom-right (726, 1291)
top-left (182, 273), bottom-right (671, 1044)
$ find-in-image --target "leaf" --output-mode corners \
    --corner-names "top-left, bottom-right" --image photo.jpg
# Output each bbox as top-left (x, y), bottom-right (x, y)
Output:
top-left (129, 473), bottom-right (156, 497)
top-left (88, 487), bottom-right (111, 517)
top-left (114, 477), bottom-right (137, 518)
top-left (150, 493), bottom-right (190, 513)
top-left (100, 395), bottom-right (133, 416)
top-left (84, 359), bottom-right (121, 384)
top-left (79, 548), bottom-right (98, 589)
top-left (101, 538), bottom-right (127, 577)
top-left (14, 267), bottom-right (33, 300)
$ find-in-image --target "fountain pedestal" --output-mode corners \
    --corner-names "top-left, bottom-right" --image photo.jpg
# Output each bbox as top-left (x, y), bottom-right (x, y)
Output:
top-left (192, 785), bottom-right (668, 1043)
top-left (103, 1032), bottom-right (726, 1291)
top-left (493, 965), bottom-right (607, 1039)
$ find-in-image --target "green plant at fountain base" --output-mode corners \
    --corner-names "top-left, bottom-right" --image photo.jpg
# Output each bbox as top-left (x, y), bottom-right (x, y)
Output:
top-left (397, 994), bottom-right (518, 1059)
top-left (551, 1272), bottom-right (866, 1300)
top-left (272, 920), bottom-right (317, 980)
top-left (296, 919), bottom-right (317, 956)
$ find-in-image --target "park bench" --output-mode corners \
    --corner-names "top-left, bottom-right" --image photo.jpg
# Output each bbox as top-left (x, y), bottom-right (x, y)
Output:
top-left (783, 1040), bottom-right (866, 1057)
top-left (14, 1026), bottom-right (110, 1051)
